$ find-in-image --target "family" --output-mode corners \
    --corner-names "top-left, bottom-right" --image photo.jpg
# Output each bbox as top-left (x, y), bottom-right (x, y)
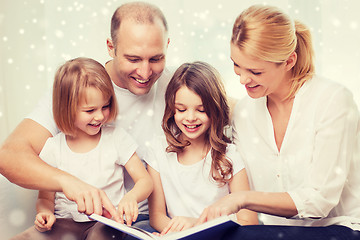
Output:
top-left (0, 2), bottom-right (359, 240)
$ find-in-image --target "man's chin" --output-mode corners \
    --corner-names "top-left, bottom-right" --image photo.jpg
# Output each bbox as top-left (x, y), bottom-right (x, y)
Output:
top-left (129, 86), bottom-right (152, 96)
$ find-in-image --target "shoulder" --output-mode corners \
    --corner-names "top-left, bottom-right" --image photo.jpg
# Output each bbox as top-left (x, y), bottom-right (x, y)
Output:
top-left (304, 76), bottom-right (353, 101)
top-left (303, 76), bottom-right (357, 111)
top-left (225, 143), bottom-right (245, 172)
top-left (39, 132), bottom-right (65, 165)
top-left (225, 143), bottom-right (241, 160)
top-left (44, 132), bottom-right (64, 146)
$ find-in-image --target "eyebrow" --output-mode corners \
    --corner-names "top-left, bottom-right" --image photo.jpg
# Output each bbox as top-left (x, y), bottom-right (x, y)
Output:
top-left (124, 54), bottom-right (165, 59)
top-left (230, 57), bottom-right (264, 72)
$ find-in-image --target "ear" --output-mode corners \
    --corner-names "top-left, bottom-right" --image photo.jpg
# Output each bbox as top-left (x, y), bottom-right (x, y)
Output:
top-left (285, 51), bottom-right (297, 71)
top-left (107, 38), bottom-right (116, 58)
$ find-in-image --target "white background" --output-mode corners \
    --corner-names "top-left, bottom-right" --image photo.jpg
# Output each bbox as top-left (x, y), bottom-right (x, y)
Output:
top-left (1, 0), bottom-right (360, 238)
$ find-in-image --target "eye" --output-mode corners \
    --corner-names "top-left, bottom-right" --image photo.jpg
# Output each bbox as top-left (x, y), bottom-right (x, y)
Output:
top-left (127, 58), bottom-right (140, 63)
top-left (150, 56), bottom-right (164, 63)
top-left (102, 104), bottom-right (110, 109)
top-left (85, 109), bottom-right (94, 113)
top-left (251, 70), bottom-right (262, 76)
top-left (176, 108), bottom-right (185, 113)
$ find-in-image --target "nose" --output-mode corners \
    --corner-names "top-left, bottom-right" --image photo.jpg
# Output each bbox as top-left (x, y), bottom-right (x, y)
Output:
top-left (136, 61), bottom-right (152, 80)
top-left (94, 110), bottom-right (104, 121)
top-left (186, 110), bottom-right (197, 122)
top-left (239, 74), bottom-right (251, 85)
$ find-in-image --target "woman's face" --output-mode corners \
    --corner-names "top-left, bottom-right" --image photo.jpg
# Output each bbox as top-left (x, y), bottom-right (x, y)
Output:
top-left (230, 43), bottom-right (293, 99)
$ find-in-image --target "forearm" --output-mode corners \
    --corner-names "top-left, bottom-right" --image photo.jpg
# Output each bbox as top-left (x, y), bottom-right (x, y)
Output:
top-left (126, 176), bottom-right (153, 203)
top-left (0, 140), bottom-right (68, 191)
top-left (242, 191), bottom-right (297, 218)
top-left (0, 119), bottom-right (66, 190)
top-left (149, 211), bottom-right (171, 232)
top-left (36, 198), bottom-right (55, 214)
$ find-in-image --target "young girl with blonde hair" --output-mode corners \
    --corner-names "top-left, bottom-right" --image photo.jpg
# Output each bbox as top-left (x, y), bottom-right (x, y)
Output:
top-left (11, 57), bottom-right (153, 240)
top-left (146, 61), bottom-right (258, 236)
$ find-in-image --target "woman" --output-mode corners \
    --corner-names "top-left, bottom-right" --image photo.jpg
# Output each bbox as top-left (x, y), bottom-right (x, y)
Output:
top-left (198, 5), bottom-right (360, 239)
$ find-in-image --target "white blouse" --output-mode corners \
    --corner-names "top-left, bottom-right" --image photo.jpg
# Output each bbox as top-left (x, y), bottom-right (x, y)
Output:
top-left (232, 76), bottom-right (360, 230)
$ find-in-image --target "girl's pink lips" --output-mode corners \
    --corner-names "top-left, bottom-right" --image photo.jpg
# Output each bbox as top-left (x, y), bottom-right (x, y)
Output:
top-left (183, 124), bottom-right (201, 133)
top-left (88, 122), bottom-right (102, 129)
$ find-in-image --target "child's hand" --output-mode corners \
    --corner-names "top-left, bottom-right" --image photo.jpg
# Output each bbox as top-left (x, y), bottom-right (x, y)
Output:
top-left (161, 216), bottom-right (197, 235)
top-left (34, 212), bottom-right (56, 232)
top-left (117, 195), bottom-right (138, 226)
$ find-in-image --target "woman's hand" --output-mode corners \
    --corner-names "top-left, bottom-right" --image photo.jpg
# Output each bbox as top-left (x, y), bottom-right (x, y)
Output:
top-left (160, 216), bottom-right (197, 235)
top-left (34, 212), bottom-right (56, 232)
top-left (117, 194), bottom-right (139, 226)
top-left (197, 193), bottom-right (242, 225)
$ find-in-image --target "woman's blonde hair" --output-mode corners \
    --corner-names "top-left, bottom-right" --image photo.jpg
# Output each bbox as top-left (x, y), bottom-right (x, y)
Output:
top-left (53, 57), bottom-right (118, 136)
top-left (162, 61), bottom-right (233, 185)
top-left (231, 5), bottom-right (315, 98)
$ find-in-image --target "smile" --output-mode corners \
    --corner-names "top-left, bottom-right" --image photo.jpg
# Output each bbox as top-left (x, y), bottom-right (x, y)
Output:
top-left (184, 124), bottom-right (201, 130)
top-left (134, 78), bottom-right (151, 84)
top-left (89, 123), bottom-right (101, 128)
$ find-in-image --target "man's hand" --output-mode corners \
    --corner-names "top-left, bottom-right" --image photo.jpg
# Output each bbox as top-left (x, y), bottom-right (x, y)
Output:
top-left (60, 175), bottom-right (120, 221)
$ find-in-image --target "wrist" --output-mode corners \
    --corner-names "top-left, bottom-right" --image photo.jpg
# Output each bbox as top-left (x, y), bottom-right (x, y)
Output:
top-left (235, 191), bottom-right (248, 211)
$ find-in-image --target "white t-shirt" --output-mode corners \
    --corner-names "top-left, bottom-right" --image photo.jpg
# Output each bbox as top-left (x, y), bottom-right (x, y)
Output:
top-left (40, 125), bottom-right (137, 222)
top-left (145, 134), bottom-right (245, 218)
top-left (232, 76), bottom-right (360, 230)
top-left (27, 66), bottom-right (174, 214)
top-left (28, 67), bottom-right (173, 159)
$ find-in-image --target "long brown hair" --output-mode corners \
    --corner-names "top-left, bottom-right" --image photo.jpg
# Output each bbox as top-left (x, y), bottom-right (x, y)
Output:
top-left (162, 61), bottom-right (233, 185)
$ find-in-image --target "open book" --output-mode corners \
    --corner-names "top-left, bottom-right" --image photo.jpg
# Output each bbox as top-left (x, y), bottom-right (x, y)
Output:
top-left (89, 213), bottom-right (240, 240)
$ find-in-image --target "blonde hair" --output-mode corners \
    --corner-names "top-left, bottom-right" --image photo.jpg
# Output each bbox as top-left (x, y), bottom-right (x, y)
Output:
top-left (53, 57), bottom-right (118, 136)
top-left (231, 5), bottom-right (315, 99)
top-left (163, 61), bottom-right (233, 185)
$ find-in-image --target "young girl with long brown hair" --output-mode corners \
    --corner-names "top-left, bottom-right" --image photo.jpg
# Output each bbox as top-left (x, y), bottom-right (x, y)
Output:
top-left (145, 61), bottom-right (258, 236)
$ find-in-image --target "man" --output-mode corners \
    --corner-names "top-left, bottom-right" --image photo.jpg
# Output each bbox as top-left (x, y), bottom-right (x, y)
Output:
top-left (1, 2), bottom-right (172, 238)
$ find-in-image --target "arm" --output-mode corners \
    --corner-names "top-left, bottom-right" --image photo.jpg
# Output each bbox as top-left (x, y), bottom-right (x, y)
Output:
top-left (147, 165), bottom-right (172, 232)
top-left (0, 119), bottom-right (120, 220)
top-left (147, 165), bottom-right (197, 235)
top-left (198, 190), bottom-right (297, 224)
top-left (0, 119), bottom-right (56, 189)
top-left (229, 169), bottom-right (258, 225)
top-left (34, 191), bottom-right (56, 232)
top-left (120, 152), bottom-right (153, 225)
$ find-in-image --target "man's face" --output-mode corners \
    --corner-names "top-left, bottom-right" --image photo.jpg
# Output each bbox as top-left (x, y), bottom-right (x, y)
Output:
top-left (108, 19), bottom-right (169, 96)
